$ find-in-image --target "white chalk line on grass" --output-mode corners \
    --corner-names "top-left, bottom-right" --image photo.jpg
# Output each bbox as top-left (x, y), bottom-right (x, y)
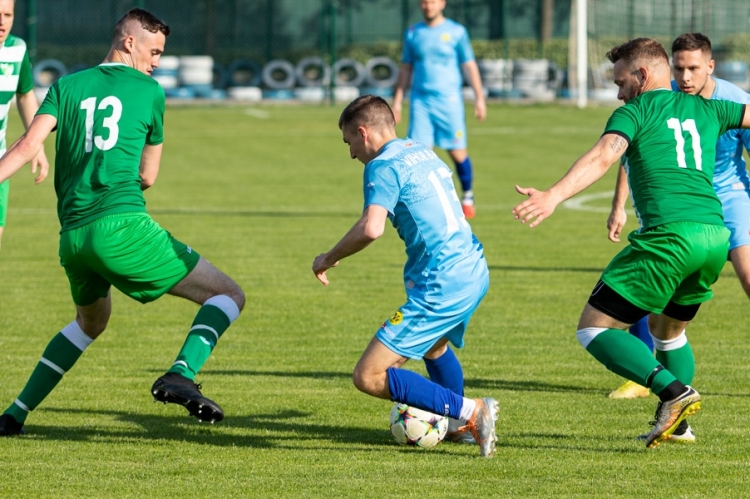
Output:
top-left (561, 191), bottom-right (634, 214)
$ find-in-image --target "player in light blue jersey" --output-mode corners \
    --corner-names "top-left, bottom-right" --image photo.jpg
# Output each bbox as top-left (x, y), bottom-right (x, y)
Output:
top-left (607, 33), bottom-right (750, 441)
top-left (392, 0), bottom-right (485, 219)
top-left (312, 95), bottom-right (497, 457)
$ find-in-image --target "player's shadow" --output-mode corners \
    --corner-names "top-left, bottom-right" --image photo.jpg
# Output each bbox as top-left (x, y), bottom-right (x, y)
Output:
top-left (150, 208), bottom-right (355, 219)
top-left (487, 265), bottom-right (605, 273)
top-left (189, 370), bottom-right (604, 396)
top-left (465, 378), bottom-right (605, 395)
top-left (30, 407), bottom-right (391, 449)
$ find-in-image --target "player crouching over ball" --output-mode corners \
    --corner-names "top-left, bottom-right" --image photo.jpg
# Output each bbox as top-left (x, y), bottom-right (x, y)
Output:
top-left (312, 95), bottom-right (498, 457)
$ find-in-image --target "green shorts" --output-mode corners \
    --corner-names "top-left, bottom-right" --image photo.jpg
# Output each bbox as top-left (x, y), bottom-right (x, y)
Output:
top-left (0, 179), bottom-right (8, 227)
top-left (59, 212), bottom-right (201, 306)
top-left (601, 221), bottom-right (730, 313)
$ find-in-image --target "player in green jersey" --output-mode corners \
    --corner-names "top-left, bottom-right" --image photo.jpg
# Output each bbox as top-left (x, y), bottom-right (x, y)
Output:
top-left (512, 37), bottom-right (750, 448)
top-left (0, 0), bottom-right (49, 249)
top-left (0, 8), bottom-right (245, 436)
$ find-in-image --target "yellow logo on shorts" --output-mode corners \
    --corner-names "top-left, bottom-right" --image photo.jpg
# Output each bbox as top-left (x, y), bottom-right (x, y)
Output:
top-left (455, 130), bottom-right (464, 139)
top-left (389, 310), bottom-right (403, 325)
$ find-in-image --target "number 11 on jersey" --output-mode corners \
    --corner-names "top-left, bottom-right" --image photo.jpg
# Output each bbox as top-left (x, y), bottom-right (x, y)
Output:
top-left (667, 118), bottom-right (703, 171)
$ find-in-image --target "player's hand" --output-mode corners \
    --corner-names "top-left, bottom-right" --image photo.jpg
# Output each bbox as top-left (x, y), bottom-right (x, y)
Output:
top-left (474, 98), bottom-right (486, 122)
top-left (312, 253), bottom-right (339, 286)
top-left (512, 185), bottom-right (559, 228)
top-left (607, 206), bottom-right (627, 243)
top-left (30, 149), bottom-right (49, 184)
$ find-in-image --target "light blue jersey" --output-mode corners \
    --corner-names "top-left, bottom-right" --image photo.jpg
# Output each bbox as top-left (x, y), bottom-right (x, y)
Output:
top-left (363, 139), bottom-right (486, 300)
top-left (402, 19), bottom-right (475, 96)
top-left (671, 78), bottom-right (750, 193)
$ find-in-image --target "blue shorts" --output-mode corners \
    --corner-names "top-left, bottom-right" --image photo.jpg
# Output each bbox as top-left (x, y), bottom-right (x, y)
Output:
top-left (376, 274), bottom-right (489, 360)
top-left (408, 92), bottom-right (467, 150)
top-left (719, 188), bottom-right (750, 251)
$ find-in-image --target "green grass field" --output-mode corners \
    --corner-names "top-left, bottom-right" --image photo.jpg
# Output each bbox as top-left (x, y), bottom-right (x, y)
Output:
top-left (1, 102), bottom-right (749, 498)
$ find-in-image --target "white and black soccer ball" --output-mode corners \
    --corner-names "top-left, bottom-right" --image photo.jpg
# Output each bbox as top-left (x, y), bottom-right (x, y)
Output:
top-left (389, 403), bottom-right (448, 448)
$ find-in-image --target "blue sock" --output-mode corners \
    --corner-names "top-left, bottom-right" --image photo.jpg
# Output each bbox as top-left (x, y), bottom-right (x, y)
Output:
top-left (453, 157), bottom-right (473, 193)
top-left (387, 367), bottom-right (464, 419)
top-left (423, 347), bottom-right (464, 396)
top-left (629, 316), bottom-right (654, 352)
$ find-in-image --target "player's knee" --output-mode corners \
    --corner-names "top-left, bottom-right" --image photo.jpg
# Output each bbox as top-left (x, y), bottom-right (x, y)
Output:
top-left (77, 316), bottom-right (109, 339)
top-left (227, 282), bottom-right (246, 311)
top-left (352, 366), bottom-right (375, 395)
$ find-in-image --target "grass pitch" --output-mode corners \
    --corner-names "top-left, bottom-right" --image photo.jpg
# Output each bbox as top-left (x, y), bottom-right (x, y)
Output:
top-left (1, 102), bottom-right (749, 498)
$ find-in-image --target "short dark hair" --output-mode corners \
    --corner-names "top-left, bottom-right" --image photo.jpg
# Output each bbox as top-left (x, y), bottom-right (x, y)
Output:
top-left (338, 95), bottom-right (395, 131)
top-left (112, 8), bottom-right (170, 43)
top-left (607, 37), bottom-right (669, 66)
top-left (672, 33), bottom-right (712, 55)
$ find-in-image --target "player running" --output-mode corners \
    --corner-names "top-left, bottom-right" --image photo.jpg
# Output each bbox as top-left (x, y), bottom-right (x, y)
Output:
top-left (392, 0), bottom-right (485, 219)
top-left (312, 95), bottom-right (498, 457)
top-left (512, 37), bottom-right (750, 448)
top-left (0, 8), bottom-right (245, 436)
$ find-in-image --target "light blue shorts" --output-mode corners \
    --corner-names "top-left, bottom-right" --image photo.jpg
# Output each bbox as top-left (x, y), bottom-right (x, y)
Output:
top-left (408, 92), bottom-right (467, 150)
top-left (719, 188), bottom-right (750, 251)
top-left (376, 274), bottom-right (489, 360)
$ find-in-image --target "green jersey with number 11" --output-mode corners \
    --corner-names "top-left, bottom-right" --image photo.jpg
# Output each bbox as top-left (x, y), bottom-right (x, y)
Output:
top-left (37, 63), bottom-right (165, 232)
top-left (604, 89), bottom-right (745, 231)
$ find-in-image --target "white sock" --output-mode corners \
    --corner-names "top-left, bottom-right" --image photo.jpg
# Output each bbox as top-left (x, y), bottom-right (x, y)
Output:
top-left (459, 397), bottom-right (477, 421)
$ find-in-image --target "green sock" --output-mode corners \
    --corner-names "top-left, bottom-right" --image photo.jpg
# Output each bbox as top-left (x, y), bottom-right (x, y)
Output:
top-left (4, 329), bottom-right (88, 424)
top-left (585, 328), bottom-right (675, 388)
top-left (169, 303), bottom-right (232, 380)
top-left (656, 343), bottom-right (695, 385)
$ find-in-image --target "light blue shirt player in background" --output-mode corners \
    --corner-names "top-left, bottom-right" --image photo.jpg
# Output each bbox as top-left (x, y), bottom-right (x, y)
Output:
top-left (607, 34), bottom-right (750, 418)
top-left (312, 95), bottom-right (498, 457)
top-left (392, 0), bottom-right (486, 220)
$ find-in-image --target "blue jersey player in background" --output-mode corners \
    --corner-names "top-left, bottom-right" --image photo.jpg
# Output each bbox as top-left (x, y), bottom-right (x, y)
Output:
top-left (312, 95), bottom-right (498, 457)
top-left (607, 34), bottom-right (750, 443)
top-left (392, 0), bottom-right (485, 219)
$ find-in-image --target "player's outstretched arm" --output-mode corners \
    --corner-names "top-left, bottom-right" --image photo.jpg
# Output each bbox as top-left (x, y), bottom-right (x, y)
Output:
top-left (139, 144), bottom-right (163, 190)
top-left (0, 114), bottom-right (57, 185)
top-left (16, 90), bottom-right (50, 184)
top-left (462, 60), bottom-right (486, 121)
top-left (512, 133), bottom-right (628, 228)
top-left (607, 162), bottom-right (629, 243)
top-left (392, 63), bottom-right (413, 125)
top-left (312, 204), bottom-right (389, 286)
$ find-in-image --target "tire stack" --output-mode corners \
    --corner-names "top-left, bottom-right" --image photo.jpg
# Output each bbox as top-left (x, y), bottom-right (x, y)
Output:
top-left (512, 59), bottom-right (561, 101)
top-left (476, 59), bottom-right (513, 98)
top-left (226, 60), bottom-right (262, 101)
top-left (361, 57), bottom-right (399, 98)
top-left (33, 59), bottom-right (67, 103)
top-left (177, 56), bottom-right (215, 99)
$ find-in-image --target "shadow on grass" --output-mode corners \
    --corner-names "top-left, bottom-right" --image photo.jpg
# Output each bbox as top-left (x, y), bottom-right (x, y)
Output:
top-left (150, 208), bottom-right (354, 218)
top-left (30, 407), bottom-right (391, 449)
top-left (185, 369), bottom-right (606, 396)
top-left (488, 265), bottom-right (605, 273)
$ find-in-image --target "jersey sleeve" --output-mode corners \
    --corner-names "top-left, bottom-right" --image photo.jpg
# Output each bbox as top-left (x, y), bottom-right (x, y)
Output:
top-left (401, 28), bottom-right (414, 64)
top-left (603, 104), bottom-right (637, 143)
top-left (708, 99), bottom-right (745, 136)
top-left (146, 84), bottom-right (165, 146)
top-left (363, 160), bottom-right (399, 214)
top-left (16, 51), bottom-right (33, 95)
top-left (456, 26), bottom-right (475, 64)
top-left (36, 81), bottom-right (60, 119)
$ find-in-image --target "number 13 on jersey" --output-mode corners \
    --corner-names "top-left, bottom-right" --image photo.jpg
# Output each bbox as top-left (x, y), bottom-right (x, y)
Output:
top-left (81, 96), bottom-right (123, 153)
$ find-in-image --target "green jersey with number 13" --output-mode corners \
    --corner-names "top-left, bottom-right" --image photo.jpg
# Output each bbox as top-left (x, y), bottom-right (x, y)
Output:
top-left (605, 89), bottom-right (744, 231)
top-left (37, 63), bottom-right (165, 232)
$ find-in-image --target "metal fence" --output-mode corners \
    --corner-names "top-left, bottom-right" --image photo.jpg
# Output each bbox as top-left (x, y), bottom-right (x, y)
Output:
top-left (10, 1), bottom-right (750, 100)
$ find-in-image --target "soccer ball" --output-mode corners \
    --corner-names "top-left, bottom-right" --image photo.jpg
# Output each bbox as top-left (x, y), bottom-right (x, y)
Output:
top-left (389, 403), bottom-right (448, 448)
